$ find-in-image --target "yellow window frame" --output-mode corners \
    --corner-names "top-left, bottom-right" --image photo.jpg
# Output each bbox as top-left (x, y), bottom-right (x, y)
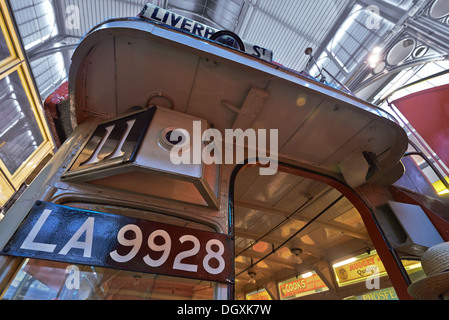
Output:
top-left (0, 2), bottom-right (18, 72)
top-left (0, 0), bottom-right (54, 204)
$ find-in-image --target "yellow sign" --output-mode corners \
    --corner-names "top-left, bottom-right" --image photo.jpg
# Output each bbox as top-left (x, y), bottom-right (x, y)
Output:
top-left (432, 177), bottom-right (449, 195)
top-left (279, 273), bottom-right (328, 299)
top-left (246, 289), bottom-right (271, 300)
top-left (334, 253), bottom-right (386, 286)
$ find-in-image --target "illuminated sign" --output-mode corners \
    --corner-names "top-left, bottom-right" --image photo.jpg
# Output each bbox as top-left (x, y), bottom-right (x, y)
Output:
top-left (359, 287), bottom-right (398, 300)
top-left (278, 272), bottom-right (328, 300)
top-left (333, 252), bottom-right (421, 287)
top-left (1, 201), bottom-right (234, 284)
top-left (246, 289), bottom-right (272, 300)
top-left (139, 3), bottom-right (273, 62)
top-left (333, 252), bottom-right (387, 286)
top-left (345, 287), bottom-right (399, 300)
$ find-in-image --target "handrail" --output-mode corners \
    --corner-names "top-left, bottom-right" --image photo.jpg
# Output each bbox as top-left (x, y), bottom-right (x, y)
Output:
top-left (403, 140), bottom-right (449, 193)
top-left (377, 68), bottom-right (449, 106)
top-left (321, 67), bottom-right (356, 96)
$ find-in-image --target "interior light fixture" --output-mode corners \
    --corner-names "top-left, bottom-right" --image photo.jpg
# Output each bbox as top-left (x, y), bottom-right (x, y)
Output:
top-left (290, 248), bottom-right (303, 264)
top-left (248, 271), bottom-right (257, 284)
top-left (332, 257), bottom-right (357, 268)
top-left (301, 272), bottom-right (313, 278)
top-left (133, 275), bottom-right (141, 286)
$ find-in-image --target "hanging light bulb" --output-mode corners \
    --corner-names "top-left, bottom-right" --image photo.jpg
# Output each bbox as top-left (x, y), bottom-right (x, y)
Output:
top-left (248, 271), bottom-right (257, 284)
top-left (291, 248), bottom-right (303, 264)
top-left (133, 275), bottom-right (141, 286)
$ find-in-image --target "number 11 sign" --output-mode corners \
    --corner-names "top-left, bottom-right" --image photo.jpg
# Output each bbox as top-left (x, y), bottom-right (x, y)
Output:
top-left (1, 201), bottom-right (234, 284)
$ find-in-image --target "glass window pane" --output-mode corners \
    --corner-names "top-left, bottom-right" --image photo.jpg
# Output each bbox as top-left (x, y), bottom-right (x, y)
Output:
top-left (0, 25), bottom-right (11, 61)
top-left (0, 70), bottom-right (44, 175)
top-left (2, 258), bottom-right (215, 300)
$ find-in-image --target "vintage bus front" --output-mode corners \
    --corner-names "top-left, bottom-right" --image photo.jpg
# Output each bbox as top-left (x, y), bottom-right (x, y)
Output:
top-left (0, 14), bottom-right (236, 300)
top-left (2, 4), bottom-right (447, 301)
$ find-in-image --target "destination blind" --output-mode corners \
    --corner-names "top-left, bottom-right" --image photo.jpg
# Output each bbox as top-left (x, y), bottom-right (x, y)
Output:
top-left (139, 3), bottom-right (273, 62)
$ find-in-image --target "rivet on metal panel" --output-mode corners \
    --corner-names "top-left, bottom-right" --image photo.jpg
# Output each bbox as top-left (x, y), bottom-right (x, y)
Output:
top-left (204, 58), bottom-right (219, 67)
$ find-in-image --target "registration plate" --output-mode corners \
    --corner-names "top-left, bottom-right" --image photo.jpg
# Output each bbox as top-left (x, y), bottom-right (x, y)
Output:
top-left (1, 201), bottom-right (234, 284)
